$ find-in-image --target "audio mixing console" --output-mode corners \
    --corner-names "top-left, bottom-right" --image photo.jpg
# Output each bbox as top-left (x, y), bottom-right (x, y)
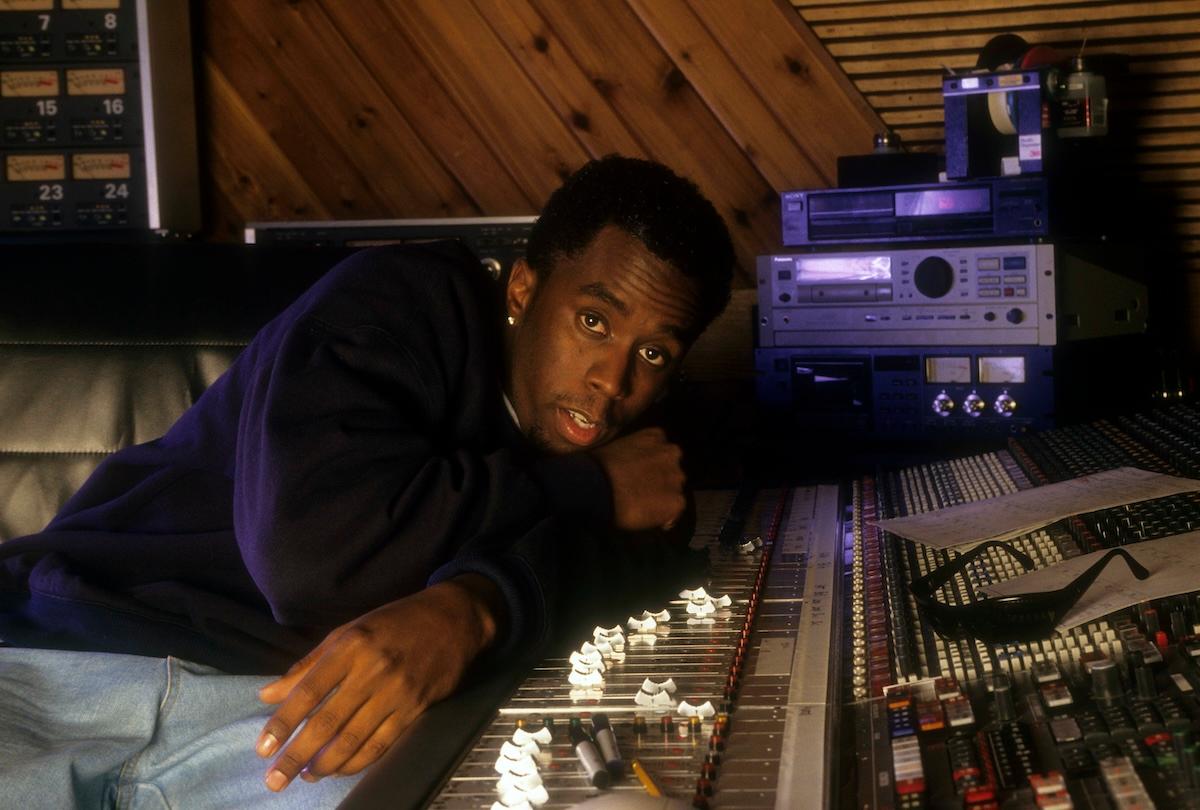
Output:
top-left (426, 485), bottom-right (844, 809)
top-left (850, 402), bottom-right (1200, 810)
top-left (414, 403), bottom-right (1200, 809)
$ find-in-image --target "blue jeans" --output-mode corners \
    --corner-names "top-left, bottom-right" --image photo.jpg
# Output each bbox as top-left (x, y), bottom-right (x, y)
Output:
top-left (0, 647), bottom-right (362, 809)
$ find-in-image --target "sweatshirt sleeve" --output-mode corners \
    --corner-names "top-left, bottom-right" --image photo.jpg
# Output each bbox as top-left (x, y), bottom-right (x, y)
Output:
top-left (230, 249), bottom-right (611, 647)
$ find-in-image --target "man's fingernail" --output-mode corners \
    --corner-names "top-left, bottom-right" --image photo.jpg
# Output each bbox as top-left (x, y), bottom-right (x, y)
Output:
top-left (256, 732), bottom-right (278, 757)
top-left (301, 768), bottom-right (319, 783)
top-left (265, 769), bottom-right (288, 792)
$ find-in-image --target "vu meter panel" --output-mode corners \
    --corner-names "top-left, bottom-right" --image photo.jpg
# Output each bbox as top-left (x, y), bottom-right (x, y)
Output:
top-left (0, 0), bottom-right (197, 232)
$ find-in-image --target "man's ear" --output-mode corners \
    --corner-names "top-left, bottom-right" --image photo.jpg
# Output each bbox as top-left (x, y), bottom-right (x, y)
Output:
top-left (506, 258), bottom-right (538, 323)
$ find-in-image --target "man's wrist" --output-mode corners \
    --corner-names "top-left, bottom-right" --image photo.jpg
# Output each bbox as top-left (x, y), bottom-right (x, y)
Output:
top-left (442, 573), bottom-right (508, 653)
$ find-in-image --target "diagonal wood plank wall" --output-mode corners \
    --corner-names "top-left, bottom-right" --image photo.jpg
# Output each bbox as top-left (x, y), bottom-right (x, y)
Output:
top-left (198, 0), bottom-right (883, 289)
top-left (199, 0), bottom-right (1200, 353)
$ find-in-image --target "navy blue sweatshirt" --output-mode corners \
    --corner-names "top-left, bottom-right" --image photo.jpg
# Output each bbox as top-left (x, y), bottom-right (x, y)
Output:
top-left (0, 244), bottom-right (614, 673)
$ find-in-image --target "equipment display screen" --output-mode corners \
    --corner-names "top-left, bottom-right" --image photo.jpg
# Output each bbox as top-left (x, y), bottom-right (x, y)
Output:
top-left (925, 357), bottom-right (971, 384)
top-left (979, 356), bottom-right (1026, 383)
top-left (895, 186), bottom-right (991, 217)
top-left (794, 255), bottom-right (891, 282)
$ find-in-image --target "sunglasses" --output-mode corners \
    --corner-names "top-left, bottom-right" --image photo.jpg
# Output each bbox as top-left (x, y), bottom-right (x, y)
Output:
top-left (910, 541), bottom-right (1150, 643)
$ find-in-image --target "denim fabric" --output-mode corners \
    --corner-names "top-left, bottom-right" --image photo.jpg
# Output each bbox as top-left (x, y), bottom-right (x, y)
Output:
top-left (0, 647), bottom-right (362, 809)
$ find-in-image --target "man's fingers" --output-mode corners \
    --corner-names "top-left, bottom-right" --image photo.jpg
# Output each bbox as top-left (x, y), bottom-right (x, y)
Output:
top-left (336, 710), bottom-right (413, 776)
top-left (309, 694), bottom-right (415, 778)
top-left (255, 654), bottom-right (345, 760)
top-left (259, 656), bottom-right (317, 705)
top-left (263, 684), bottom-right (367, 792)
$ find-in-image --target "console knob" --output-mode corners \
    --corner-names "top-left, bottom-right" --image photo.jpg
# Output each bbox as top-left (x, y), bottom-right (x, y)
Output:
top-left (1091, 658), bottom-right (1123, 704)
top-left (932, 392), bottom-right (955, 417)
top-left (913, 256), bottom-right (955, 299)
top-left (964, 393), bottom-right (985, 417)
top-left (1006, 308), bottom-right (1025, 324)
top-left (994, 393), bottom-right (1017, 417)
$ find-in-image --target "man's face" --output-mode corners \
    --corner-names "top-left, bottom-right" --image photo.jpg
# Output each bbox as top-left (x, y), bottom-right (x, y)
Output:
top-left (504, 225), bottom-right (702, 455)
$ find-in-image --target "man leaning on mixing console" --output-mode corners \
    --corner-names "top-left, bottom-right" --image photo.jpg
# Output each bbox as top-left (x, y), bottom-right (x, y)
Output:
top-left (0, 155), bottom-right (735, 807)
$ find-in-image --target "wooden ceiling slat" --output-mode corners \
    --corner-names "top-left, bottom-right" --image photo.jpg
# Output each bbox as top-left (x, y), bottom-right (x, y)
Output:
top-left (682, 0), bottom-right (885, 181)
top-left (218, 1), bottom-right (474, 218)
top-left (1142, 166), bottom-right (1200, 183)
top-left (867, 91), bottom-right (944, 109)
top-left (1146, 75), bottom-right (1200, 93)
top-left (844, 54), bottom-right (1001, 75)
top-left (468, 0), bottom-right (647, 161)
top-left (526, 0), bottom-right (782, 282)
top-left (1134, 56), bottom-right (1200, 74)
top-left (317, 1), bottom-right (536, 214)
top-left (1130, 92), bottom-right (1200, 111)
top-left (381, 1), bottom-right (591, 208)
top-left (888, 124), bottom-right (945, 141)
top-left (815, 4), bottom-right (1194, 40)
top-left (875, 103), bottom-right (1200, 126)
top-left (201, 58), bottom-right (331, 239)
top-left (625, 0), bottom-right (829, 190)
top-left (856, 75), bottom-right (945, 94)
top-left (202, 2), bottom-right (396, 219)
top-left (856, 64), bottom-right (1200, 95)
top-left (1139, 149), bottom-right (1200, 165)
top-left (795, 0), bottom-right (1126, 22)
top-left (841, 38), bottom-right (1200, 75)
top-left (881, 108), bottom-right (942, 126)
top-left (1139, 112), bottom-right (1200, 129)
top-left (1139, 130), bottom-right (1200, 148)
top-left (827, 20), bottom-right (1200, 58)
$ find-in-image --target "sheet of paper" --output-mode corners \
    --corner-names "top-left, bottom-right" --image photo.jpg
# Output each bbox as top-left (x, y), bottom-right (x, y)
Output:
top-left (978, 531), bottom-right (1200, 632)
top-left (871, 467), bottom-right (1200, 549)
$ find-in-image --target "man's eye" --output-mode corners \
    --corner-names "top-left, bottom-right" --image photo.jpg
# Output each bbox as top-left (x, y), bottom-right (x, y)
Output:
top-left (579, 312), bottom-right (607, 334)
top-left (640, 346), bottom-right (669, 367)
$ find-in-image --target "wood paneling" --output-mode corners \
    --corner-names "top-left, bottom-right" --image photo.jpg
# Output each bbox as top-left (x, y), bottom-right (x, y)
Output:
top-left (197, 0), bottom-right (885, 290)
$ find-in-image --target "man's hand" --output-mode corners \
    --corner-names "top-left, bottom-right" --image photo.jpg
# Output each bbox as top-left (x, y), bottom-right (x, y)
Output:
top-left (254, 574), bottom-right (505, 791)
top-left (590, 426), bottom-right (686, 532)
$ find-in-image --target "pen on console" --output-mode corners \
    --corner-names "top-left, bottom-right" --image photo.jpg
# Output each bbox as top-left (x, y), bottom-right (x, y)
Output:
top-left (591, 713), bottom-right (625, 777)
top-left (631, 758), bottom-right (663, 798)
top-left (569, 717), bottom-right (611, 788)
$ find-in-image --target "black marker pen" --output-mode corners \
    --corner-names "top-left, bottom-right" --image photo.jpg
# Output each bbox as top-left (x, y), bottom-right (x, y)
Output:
top-left (569, 717), bottom-right (611, 788)
top-left (591, 713), bottom-right (625, 777)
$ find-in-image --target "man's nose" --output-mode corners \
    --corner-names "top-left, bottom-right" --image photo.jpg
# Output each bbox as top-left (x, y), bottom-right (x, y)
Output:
top-left (586, 350), bottom-right (630, 400)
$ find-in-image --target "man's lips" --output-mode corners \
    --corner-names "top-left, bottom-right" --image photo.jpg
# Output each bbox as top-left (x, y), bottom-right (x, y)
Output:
top-left (555, 406), bottom-right (604, 447)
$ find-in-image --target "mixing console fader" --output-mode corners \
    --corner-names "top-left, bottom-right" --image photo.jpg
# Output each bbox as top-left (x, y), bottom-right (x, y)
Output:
top-left (424, 484), bottom-right (845, 809)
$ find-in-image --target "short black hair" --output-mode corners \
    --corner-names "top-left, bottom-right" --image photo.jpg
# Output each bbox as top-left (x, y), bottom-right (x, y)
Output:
top-left (527, 155), bottom-right (735, 335)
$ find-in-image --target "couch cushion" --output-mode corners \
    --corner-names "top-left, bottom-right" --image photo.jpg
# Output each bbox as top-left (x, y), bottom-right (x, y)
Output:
top-left (0, 344), bottom-right (243, 540)
top-left (0, 242), bottom-right (349, 541)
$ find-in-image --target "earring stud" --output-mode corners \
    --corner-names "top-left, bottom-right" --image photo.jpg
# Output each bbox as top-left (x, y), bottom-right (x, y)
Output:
top-left (507, 315), bottom-right (516, 326)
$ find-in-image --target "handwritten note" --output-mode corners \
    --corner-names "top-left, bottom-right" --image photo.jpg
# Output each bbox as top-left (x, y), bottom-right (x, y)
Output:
top-left (872, 467), bottom-right (1200, 549)
top-left (979, 532), bottom-right (1200, 632)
